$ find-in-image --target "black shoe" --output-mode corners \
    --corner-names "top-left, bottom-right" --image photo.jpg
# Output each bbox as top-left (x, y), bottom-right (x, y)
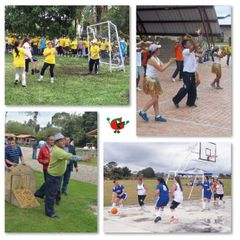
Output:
top-left (31, 69), bottom-right (34, 75)
top-left (34, 193), bottom-right (44, 199)
top-left (154, 216), bottom-right (162, 223)
top-left (172, 99), bottom-right (179, 108)
top-left (14, 80), bottom-right (19, 85)
top-left (187, 104), bottom-right (197, 107)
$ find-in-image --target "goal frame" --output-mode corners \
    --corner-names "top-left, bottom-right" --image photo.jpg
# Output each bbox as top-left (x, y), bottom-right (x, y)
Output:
top-left (87, 21), bottom-right (125, 73)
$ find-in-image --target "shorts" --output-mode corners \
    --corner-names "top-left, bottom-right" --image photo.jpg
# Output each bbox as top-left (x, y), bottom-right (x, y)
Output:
top-left (136, 66), bottom-right (144, 79)
top-left (204, 192), bottom-right (212, 200)
top-left (214, 193), bottom-right (218, 200)
top-left (156, 197), bottom-right (169, 208)
top-left (15, 67), bottom-right (24, 75)
top-left (212, 63), bottom-right (222, 77)
top-left (170, 200), bottom-right (181, 209)
top-left (216, 194), bottom-right (224, 200)
top-left (143, 76), bottom-right (163, 96)
top-left (117, 193), bottom-right (127, 201)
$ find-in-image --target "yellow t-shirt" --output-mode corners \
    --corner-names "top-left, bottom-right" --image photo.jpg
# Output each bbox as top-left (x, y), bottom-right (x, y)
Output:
top-left (90, 45), bottom-right (100, 60)
top-left (227, 45), bottom-right (232, 54)
top-left (100, 41), bottom-right (107, 51)
top-left (43, 47), bottom-right (56, 64)
top-left (83, 40), bottom-right (88, 48)
top-left (71, 40), bottom-right (78, 50)
top-left (8, 37), bottom-right (13, 44)
top-left (59, 38), bottom-right (65, 47)
top-left (32, 37), bottom-right (39, 46)
top-left (13, 47), bottom-right (26, 68)
top-left (64, 38), bottom-right (71, 47)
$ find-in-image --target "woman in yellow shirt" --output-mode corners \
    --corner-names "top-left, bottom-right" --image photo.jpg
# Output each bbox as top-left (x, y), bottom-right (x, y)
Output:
top-left (13, 41), bottom-right (33, 87)
top-left (38, 41), bottom-right (56, 83)
top-left (89, 39), bottom-right (100, 74)
top-left (71, 39), bottom-right (78, 57)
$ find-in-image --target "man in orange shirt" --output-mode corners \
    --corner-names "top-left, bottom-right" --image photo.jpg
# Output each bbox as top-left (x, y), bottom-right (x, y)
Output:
top-left (172, 39), bottom-right (183, 82)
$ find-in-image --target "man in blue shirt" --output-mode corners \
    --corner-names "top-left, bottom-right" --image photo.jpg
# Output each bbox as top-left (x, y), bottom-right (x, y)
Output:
top-left (5, 137), bottom-right (25, 168)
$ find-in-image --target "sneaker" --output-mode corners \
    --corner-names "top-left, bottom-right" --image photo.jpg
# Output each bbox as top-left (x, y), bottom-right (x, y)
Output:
top-left (14, 80), bottom-right (19, 85)
top-left (38, 77), bottom-right (43, 82)
top-left (22, 85), bottom-right (26, 88)
top-left (95, 72), bottom-right (99, 75)
top-left (31, 69), bottom-right (34, 75)
top-left (139, 111), bottom-right (149, 122)
top-left (50, 79), bottom-right (54, 84)
top-left (136, 87), bottom-right (142, 91)
top-left (170, 217), bottom-right (178, 223)
top-left (154, 216), bottom-right (162, 223)
top-left (216, 86), bottom-right (223, 89)
top-left (172, 78), bottom-right (176, 82)
top-left (210, 83), bottom-right (215, 88)
top-left (187, 104), bottom-right (197, 107)
top-left (155, 116), bottom-right (167, 122)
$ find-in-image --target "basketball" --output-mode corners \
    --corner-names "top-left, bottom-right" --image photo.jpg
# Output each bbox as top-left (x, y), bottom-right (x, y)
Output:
top-left (111, 207), bottom-right (118, 214)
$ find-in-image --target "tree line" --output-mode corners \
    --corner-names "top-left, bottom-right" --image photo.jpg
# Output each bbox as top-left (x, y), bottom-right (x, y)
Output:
top-left (5, 112), bottom-right (97, 148)
top-left (5, 6), bottom-right (129, 38)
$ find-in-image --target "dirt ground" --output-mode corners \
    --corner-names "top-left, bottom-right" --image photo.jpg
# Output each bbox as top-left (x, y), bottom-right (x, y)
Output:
top-left (104, 197), bottom-right (232, 233)
top-left (137, 59), bottom-right (232, 137)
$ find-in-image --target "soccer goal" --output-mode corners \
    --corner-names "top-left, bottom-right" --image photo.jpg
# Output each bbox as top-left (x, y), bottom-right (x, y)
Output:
top-left (87, 21), bottom-right (125, 73)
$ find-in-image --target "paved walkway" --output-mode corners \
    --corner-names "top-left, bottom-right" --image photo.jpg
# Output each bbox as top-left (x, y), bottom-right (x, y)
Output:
top-left (22, 147), bottom-right (98, 185)
top-left (137, 59), bottom-right (232, 137)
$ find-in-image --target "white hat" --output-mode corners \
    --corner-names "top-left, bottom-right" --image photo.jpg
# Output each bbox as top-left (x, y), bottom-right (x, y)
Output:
top-left (149, 44), bottom-right (161, 52)
top-left (91, 39), bottom-right (98, 44)
top-left (54, 133), bottom-right (65, 141)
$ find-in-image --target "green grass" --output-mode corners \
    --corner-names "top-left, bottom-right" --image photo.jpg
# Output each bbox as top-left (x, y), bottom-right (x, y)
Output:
top-left (5, 171), bottom-right (97, 232)
top-left (5, 53), bottom-right (130, 105)
top-left (104, 178), bottom-right (232, 206)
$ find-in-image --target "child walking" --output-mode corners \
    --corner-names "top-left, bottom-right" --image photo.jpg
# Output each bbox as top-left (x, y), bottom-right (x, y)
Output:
top-left (38, 41), bottom-right (56, 83)
top-left (13, 41), bottom-right (33, 87)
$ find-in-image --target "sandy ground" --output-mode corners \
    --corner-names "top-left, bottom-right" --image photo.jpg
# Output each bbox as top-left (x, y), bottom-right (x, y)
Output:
top-left (104, 197), bottom-right (232, 233)
top-left (22, 147), bottom-right (98, 185)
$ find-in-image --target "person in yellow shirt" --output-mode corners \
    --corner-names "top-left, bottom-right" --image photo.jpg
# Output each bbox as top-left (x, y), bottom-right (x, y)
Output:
top-left (89, 39), bottom-right (100, 74)
top-left (71, 38), bottom-right (78, 57)
top-left (58, 35), bottom-right (65, 56)
top-left (83, 38), bottom-right (89, 56)
top-left (226, 40), bottom-right (231, 66)
top-left (13, 41), bottom-right (33, 87)
top-left (64, 36), bottom-right (71, 56)
top-left (38, 41), bottom-right (56, 83)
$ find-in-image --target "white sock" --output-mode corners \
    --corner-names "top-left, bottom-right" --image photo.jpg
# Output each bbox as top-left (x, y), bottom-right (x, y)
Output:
top-left (119, 204), bottom-right (123, 213)
top-left (112, 202), bottom-right (116, 208)
top-left (202, 201), bottom-right (206, 209)
top-left (22, 73), bottom-right (26, 86)
top-left (155, 208), bottom-right (163, 217)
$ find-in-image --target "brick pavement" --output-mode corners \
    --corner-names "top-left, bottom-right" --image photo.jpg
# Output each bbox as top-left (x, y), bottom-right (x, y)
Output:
top-left (137, 58), bottom-right (232, 137)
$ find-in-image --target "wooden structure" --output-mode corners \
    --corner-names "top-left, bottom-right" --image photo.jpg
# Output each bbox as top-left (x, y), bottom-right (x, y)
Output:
top-left (5, 165), bottom-right (40, 208)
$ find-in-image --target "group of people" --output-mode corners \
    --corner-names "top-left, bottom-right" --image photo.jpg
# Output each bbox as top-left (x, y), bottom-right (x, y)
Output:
top-left (137, 28), bottom-right (231, 123)
top-left (111, 175), bottom-right (225, 224)
top-left (5, 133), bottom-right (92, 218)
top-left (9, 34), bottom-right (128, 87)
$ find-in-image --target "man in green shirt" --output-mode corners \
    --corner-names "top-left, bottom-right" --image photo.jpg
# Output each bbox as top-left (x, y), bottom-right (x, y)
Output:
top-left (45, 133), bottom-right (92, 218)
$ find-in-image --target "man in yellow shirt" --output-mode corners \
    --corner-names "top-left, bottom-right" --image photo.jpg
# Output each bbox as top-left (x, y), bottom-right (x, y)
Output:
top-left (64, 36), bottom-right (71, 56)
top-left (89, 39), bottom-right (100, 74)
top-left (83, 38), bottom-right (89, 56)
top-left (58, 35), bottom-right (65, 56)
top-left (226, 40), bottom-right (231, 66)
top-left (71, 38), bottom-right (78, 57)
top-left (39, 41), bottom-right (56, 83)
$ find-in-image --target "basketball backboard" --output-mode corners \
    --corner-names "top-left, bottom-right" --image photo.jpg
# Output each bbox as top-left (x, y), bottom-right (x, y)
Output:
top-left (199, 142), bottom-right (217, 162)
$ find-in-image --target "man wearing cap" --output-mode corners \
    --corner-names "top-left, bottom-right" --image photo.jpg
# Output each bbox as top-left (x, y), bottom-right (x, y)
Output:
top-left (172, 37), bottom-right (198, 108)
top-left (45, 133), bottom-right (92, 218)
top-left (171, 38), bottom-right (183, 82)
top-left (89, 39), bottom-right (100, 74)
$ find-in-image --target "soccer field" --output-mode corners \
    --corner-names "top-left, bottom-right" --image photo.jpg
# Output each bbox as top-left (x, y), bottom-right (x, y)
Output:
top-left (104, 178), bottom-right (232, 206)
top-left (5, 171), bottom-right (97, 232)
top-left (5, 53), bottom-right (130, 105)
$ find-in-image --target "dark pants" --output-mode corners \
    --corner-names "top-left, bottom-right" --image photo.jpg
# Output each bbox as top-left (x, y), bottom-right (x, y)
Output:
top-left (173, 72), bottom-right (197, 106)
top-left (227, 54), bottom-right (231, 65)
top-left (40, 62), bottom-right (55, 78)
top-left (32, 148), bottom-right (37, 159)
top-left (62, 164), bottom-right (72, 193)
top-left (35, 169), bottom-right (47, 197)
top-left (58, 46), bottom-right (64, 55)
top-left (138, 195), bottom-right (146, 207)
top-left (89, 59), bottom-right (99, 73)
top-left (33, 45), bottom-right (38, 55)
top-left (172, 61), bottom-right (183, 79)
top-left (45, 172), bottom-right (62, 217)
top-left (25, 58), bottom-right (31, 73)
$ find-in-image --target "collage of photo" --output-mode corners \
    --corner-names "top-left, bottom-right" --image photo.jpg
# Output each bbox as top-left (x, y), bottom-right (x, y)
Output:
top-left (2, 2), bottom-right (234, 240)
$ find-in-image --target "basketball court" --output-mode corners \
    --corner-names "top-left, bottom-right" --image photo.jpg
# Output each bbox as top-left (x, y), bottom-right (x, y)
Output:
top-left (104, 198), bottom-right (232, 233)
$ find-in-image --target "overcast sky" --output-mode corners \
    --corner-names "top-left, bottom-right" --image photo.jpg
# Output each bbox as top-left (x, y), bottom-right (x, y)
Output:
top-left (104, 142), bottom-right (231, 174)
top-left (6, 111), bottom-right (85, 127)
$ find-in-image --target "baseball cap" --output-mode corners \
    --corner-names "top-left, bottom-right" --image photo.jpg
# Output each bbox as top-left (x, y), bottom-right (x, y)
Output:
top-left (149, 44), bottom-right (161, 52)
top-left (54, 133), bottom-right (65, 141)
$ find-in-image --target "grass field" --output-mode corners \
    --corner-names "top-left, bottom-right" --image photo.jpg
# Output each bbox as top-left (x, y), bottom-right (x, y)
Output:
top-left (5, 53), bottom-right (130, 105)
top-left (5, 171), bottom-right (97, 232)
top-left (104, 178), bottom-right (231, 206)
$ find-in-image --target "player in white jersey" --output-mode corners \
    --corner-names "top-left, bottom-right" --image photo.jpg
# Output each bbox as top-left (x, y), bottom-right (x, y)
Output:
top-left (170, 176), bottom-right (184, 223)
top-left (136, 175), bottom-right (147, 210)
top-left (215, 179), bottom-right (224, 207)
